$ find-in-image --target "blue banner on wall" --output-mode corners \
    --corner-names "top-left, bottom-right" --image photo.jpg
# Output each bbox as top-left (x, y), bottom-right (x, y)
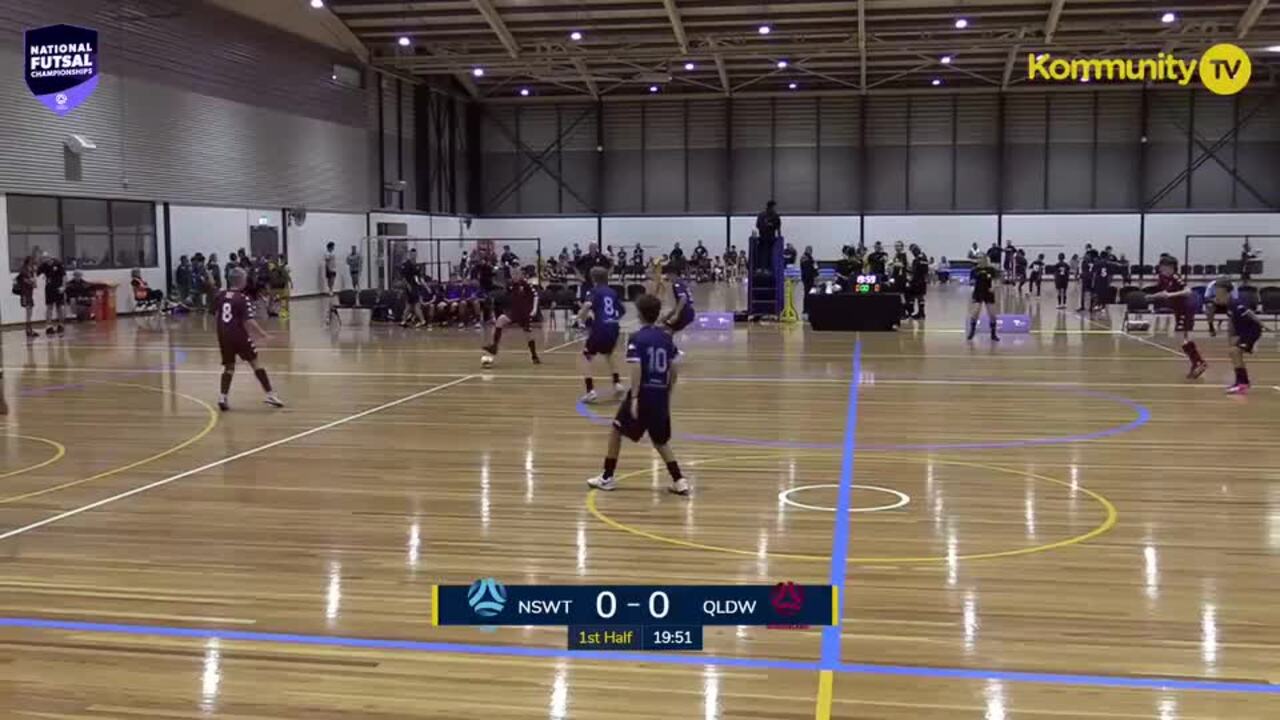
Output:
top-left (24, 24), bottom-right (99, 116)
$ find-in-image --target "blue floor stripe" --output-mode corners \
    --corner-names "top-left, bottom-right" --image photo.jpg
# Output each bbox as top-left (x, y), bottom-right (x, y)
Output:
top-left (820, 339), bottom-right (861, 667)
top-left (1, 617), bottom-right (1275, 694)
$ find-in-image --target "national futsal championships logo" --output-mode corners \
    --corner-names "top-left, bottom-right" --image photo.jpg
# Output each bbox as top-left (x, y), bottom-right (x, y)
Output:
top-left (467, 577), bottom-right (507, 618)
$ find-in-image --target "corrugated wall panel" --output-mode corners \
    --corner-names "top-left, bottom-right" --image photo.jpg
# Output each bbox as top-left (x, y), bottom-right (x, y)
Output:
top-left (0, 0), bottom-right (371, 211)
top-left (1047, 93), bottom-right (1093, 209)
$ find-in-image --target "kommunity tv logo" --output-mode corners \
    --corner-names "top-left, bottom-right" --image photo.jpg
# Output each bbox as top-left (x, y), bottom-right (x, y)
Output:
top-left (1027, 43), bottom-right (1251, 95)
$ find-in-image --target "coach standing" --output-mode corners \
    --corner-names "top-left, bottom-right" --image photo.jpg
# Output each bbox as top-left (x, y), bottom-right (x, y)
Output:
top-left (753, 200), bottom-right (781, 279)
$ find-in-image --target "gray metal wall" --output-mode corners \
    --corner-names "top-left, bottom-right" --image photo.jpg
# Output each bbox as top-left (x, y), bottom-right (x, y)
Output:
top-left (476, 89), bottom-right (1280, 216)
top-left (0, 0), bottom-right (373, 211)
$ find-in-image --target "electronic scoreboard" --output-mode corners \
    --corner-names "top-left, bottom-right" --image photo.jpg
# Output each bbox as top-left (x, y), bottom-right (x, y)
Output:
top-left (434, 580), bottom-right (838, 652)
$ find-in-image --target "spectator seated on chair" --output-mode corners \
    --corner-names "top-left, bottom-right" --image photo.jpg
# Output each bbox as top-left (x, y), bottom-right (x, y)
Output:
top-left (131, 269), bottom-right (167, 313)
top-left (65, 271), bottom-right (94, 321)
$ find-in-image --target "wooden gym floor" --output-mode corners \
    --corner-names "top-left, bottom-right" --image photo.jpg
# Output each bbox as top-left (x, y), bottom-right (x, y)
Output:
top-left (1, 282), bottom-right (1278, 719)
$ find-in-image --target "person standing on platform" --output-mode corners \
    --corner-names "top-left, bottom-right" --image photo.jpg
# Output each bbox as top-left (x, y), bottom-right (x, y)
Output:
top-left (799, 246), bottom-right (818, 315)
top-left (754, 201), bottom-right (781, 276)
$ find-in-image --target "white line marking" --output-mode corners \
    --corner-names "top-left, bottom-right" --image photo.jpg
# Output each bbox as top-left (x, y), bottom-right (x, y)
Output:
top-left (543, 336), bottom-right (585, 353)
top-left (1084, 316), bottom-right (1185, 358)
top-left (779, 484), bottom-right (911, 513)
top-left (0, 375), bottom-right (475, 543)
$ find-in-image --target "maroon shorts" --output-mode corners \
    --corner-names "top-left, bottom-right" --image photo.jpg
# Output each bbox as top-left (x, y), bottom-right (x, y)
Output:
top-left (219, 338), bottom-right (258, 366)
top-left (503, 313), bottom-right (532, 332)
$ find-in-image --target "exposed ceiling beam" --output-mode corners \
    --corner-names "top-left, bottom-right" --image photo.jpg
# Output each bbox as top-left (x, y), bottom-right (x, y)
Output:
top-left (1237, 0), bottom-right (1271, 39)
top-left (1044, 0), bottom-right (1067, 44)
top-left (857, 0), bottom-right (867, 91)
top-left (1001, 45), bottom-right (1020, 89)
top-left (571, 57), bottom-right (600, 98)
top-left (714, 54), bottom-right (731, 95)
top-left (661, 0), bottom-right (689, 55)
top-left (471, 0), bottom-right (520, 58)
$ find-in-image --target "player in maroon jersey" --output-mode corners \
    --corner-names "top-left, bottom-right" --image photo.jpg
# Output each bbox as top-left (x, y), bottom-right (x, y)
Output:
top-left (482, 264), bottom-right (541, 364)
top-left (1148, 256), bottom-right (1207, 379)
top-left (215, 268), bottom-right (284, 411)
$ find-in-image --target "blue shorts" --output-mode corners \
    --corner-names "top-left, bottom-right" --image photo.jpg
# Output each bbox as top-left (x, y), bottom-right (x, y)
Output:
top-left (613, 390), bottom-right (672, 445)
top-left (584, 325), bottom-right (620, 357)
top-left (665, 308), bottom-right (695, 333)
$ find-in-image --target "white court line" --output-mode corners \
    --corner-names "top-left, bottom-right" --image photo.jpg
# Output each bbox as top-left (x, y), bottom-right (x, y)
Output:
top-left (543, 336), bottom-right (585, 353)
top-left (1084, 315), bottom-right (1186, 358)
top-left (0, 375), bottom-right (475, 543)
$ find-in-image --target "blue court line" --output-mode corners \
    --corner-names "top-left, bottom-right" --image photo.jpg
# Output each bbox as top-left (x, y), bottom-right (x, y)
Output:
top-left (574, 386), bottom-right (1150, 452)
top-left (0, 617), bottom-right (1276, 695)
top-left (820, 340), bottom-right (860, 667)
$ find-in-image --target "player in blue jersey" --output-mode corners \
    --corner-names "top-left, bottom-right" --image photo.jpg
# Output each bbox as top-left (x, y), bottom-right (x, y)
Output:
top-left (578, 266), bottom-right (627, 403)
top-left (587, 294), bottom-right (689, 496)
top-left (661, 264), bottom-right (695, 333)
top-left (1214, 279), bottom-right (1265, 395)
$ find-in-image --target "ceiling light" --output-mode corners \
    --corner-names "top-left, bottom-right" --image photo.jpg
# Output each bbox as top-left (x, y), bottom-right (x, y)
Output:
top-left (940, 55), bottom-right (953, 64)
top-left (1268, 45), bottom-right (1280, 52)
top-left (310, 0), bottom-right (324, 8)
top-left (473, 67), bottom-right (485, 77)
top-left (649, 84), bottom-right (659, 93)
top-left (788, 82), bottom-right (798, 90)
top-left (758, 24), bottom-right (772, 35)
top-left (776, 60), bottom-right (788, 69)
top-left (397, 36), bottom-right (411, 47)
top-left (570, 31), bottom-right (583, 41)
top-left (931, 78), bottom-right (942, 86)
top-left (954, 18), bottom-right (969, 29)
top-left (1036, 53), bottom-right (1049, 61)
top-left (1161, 12), bottom-right (1176, 24)
top-left (520, 88), bottom-right (530, 96)
top-left (1080, 75), bottom-right (1090, 82)
top-left (684, 61), bottom-right (695, 71)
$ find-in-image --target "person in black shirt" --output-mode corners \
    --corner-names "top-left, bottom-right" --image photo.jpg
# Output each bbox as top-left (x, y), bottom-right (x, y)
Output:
top-left (399, 248), bottom-right (425, 328)
top-left (1078, 246), bottom-right (1097, 312)
top-left (799, 246), bottom-right (818, 314)
top-left (1029, 253), bottom-right (1045, 297)
top-left (1013, 249), bottom-right (1028, 294)
top-left (834, 245), bottom-right (863, 291)
top-left (782, 243), bottom-right (798, 267)
top-left (1051, 252), bottom-right (1071, 308)
top-left (906, 244), bottom-right (930, 320)
top-left (693, 241), bottom-right (709, 263)
top-left (968, 256), bottom-right (1000, 342)
top-left (37, 254), bottom-right (67, 335)
top-left (866, 242), bottom-right (888, 277)
top-left (986, 242), bottom-right (1002, 266)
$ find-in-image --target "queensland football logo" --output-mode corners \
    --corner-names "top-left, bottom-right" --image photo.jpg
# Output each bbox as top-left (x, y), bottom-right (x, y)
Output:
top-left (24, 24), bottom-right (99, 116)
top-left (467, 577), bottom-right (507, 617)
top-left (770, 581), bottom-right (805, 618)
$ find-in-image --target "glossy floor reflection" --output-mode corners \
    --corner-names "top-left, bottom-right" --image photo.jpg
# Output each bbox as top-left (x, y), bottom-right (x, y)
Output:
top-left (0, 281), bottom-right (1278, 718)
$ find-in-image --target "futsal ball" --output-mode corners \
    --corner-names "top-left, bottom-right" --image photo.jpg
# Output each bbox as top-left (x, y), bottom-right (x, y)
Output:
top-left (480, 354), bottom-right (495, 368)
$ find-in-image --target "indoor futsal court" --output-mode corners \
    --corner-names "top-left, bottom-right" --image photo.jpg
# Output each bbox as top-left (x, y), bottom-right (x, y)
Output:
top-left (5, 0), bottom-right (1280, 718)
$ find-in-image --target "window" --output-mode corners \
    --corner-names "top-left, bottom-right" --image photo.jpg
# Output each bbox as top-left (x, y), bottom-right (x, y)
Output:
top-left (7, 195), bottom-right (157, 271)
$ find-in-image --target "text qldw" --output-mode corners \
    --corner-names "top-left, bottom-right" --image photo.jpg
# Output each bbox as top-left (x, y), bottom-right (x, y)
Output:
top-left (702, 599), bottom-right (757, 616)
top-left (516, 599), bottom-right (573, 614)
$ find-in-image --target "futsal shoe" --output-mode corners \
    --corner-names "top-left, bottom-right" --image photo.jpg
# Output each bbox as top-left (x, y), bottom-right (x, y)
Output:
top-left (587, 475), bottom-right (617, 491)
top-left (218, 395), bottom-right (230, 412)
top-left (668, 478), bottom-right (691, 496)
top-left (1226, 384), bottom-right (1250, 395)
top-left (580, 389), bottom-right (599, 404)
top-left (1188, 361), bottom-right (1209, 380)
top-left (613, 383), bottom-right (627, 399)
top-left (482, 344), bottom-right (498, 356)
top-left (45, 326), bottom-right (56, 336)
top-left (264, 394), bottom-right (285, 408)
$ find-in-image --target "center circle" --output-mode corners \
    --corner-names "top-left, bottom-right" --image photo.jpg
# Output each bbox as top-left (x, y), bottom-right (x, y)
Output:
top-left (779, 483), bottom-right (911, 513)
top-left (587, 452), bottom-right (1118, 564)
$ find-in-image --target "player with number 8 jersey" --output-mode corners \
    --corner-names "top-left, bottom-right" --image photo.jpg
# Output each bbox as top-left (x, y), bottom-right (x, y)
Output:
top-left (587, 294), bottom-right (689, 496)
top-left (215, 267), bottom-right (284, 412)
top-left (578, 266), bottom-right (627, 404)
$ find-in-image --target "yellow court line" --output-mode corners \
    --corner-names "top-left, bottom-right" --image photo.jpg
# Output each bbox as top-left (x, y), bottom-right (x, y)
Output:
top-left (0, 382), bottom-right (218, 505)
top-left (587, 452), bottom-right (1118, 564)
top-left (0, 433), bottom-right (67, 480)
top-left (431, 585), bottom-right (440, 626)
top-left (814, 670), bottom-right (834, 720)
top-left (830, 587), bottom-right (839, 626)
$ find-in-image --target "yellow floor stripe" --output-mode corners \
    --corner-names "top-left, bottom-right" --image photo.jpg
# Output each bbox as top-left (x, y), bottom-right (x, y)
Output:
top-left (814, 670), bottom-right (834, 720)
top-left (0, 382), bottom-right (218, 505)
top-left (0, 433), bottom-right (66, 480)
